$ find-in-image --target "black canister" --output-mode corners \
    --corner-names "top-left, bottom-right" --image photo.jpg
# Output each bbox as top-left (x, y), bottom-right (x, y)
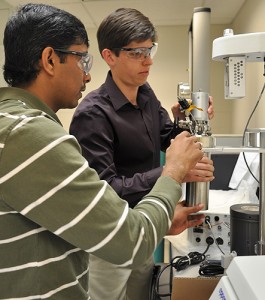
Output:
top-left (230, 203), bottom-right (259, 256)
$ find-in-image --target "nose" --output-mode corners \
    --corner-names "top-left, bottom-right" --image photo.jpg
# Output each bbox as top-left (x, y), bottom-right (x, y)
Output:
top-left (84, 73), bottom-right (91, 83)
top-left (142, 55), bottom-right (153, 65)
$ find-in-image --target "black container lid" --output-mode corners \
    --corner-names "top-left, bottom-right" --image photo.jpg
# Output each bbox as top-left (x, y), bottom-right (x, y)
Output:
top-left (230, 203), bottom-right (259, 221)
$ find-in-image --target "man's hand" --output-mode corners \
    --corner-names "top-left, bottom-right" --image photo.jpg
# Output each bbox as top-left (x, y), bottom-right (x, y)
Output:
top-left (167, 201), bottom-right (205, 235)
top-left (162, 131), bottom-right (204, 183)
top-left (207, 96), bottom-right (214, 120)
top-left (182, 156), bottom-right (215, 183)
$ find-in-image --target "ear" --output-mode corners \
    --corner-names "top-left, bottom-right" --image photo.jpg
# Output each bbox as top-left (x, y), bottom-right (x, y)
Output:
top-left (41, 47), bottom-right (57, 75)
top-left (101, 48), bottom-right (116, 67)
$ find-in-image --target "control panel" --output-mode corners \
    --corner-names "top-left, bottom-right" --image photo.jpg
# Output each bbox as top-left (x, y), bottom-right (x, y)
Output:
top-left (188, 212), bottom-right (231, 254)
top-left (225, 56), bottom-right (245, 99)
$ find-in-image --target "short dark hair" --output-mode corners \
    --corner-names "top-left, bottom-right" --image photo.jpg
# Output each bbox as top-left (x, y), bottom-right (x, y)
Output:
top-left (3, 3), bottom-right (89, 87)
top-left (97, 8), bottom-right (157, 56)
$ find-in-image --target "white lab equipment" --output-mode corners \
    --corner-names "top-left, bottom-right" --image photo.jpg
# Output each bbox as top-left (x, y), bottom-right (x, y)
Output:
top-left (212, 29), bottom-right (265, 99)
top-left (210, 256), bottom-right (265, 300)
top-left (212, 30), bottom-right (265, 255)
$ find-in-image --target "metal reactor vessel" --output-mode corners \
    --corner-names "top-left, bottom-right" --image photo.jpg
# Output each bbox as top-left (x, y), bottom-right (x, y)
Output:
top-left (177, 92), bottom-right (215, 210)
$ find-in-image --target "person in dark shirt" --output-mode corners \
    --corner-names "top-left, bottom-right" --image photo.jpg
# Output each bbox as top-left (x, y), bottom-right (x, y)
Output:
top-left (70, 8), bottom-right (214, 300)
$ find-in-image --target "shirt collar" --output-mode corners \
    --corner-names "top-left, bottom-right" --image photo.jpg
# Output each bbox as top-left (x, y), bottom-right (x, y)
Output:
top-left (104, 71), bottom-right (151, 111)
top-left (0, 87), bottom-right (62, 125)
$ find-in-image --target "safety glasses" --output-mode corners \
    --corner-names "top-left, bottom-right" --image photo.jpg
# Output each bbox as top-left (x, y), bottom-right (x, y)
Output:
top-left (112, 43), bottom-right (158, 61)
top-left (54, 48), bottom-right (93, 75)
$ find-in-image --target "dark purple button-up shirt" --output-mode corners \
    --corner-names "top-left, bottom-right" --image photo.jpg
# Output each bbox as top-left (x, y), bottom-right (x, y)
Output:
top-left (70, 71), bottom-right (181, 207)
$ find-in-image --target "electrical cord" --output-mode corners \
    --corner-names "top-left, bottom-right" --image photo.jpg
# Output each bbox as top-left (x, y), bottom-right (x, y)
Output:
top-left (153, 218), bottom-right (229, 298)
top-left (154, 243), bottom-right (211, 299)
top-left (154, 263), bottom-right (173, 299)
top-left (242, 81), bottom-right (265, 185)
top-left (199, 260), bottom-right (224, 277)
top-left (171, 245), bottom-right (209, 271)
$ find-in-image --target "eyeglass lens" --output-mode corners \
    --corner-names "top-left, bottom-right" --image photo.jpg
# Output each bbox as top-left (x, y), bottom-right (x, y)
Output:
top-left (78, 54), bottom-right (93, 75)
top-left (126, 43), bottom-right (158, 61)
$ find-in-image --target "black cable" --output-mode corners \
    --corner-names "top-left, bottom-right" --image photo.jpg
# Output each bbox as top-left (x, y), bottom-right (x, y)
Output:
top-left (154, 217), bottom-right (230, 298)
top-left (242, 81), bottom-right (265, 185)
top-left (155, 263), bottom-right (173, 298)
top-left (171, 244), bottom-right (209, 271)
top-left (154, 243), bottom-right (211, 298)
top-left (199, 260), bottom-right (224, 277)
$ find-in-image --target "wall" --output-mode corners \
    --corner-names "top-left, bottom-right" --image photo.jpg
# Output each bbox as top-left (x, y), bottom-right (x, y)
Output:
top-left (0, 3), bottom-right (10, 87)
top-left (57, 24), bottom-right (196, 131)
top-left (2, 0), bottom-right (263, 135)
top-left (57, 23), bottom-right (231, 134)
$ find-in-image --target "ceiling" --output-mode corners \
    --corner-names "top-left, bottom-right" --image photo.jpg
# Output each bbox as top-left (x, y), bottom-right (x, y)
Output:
top-left (1, 0), bottom-right (247, 28)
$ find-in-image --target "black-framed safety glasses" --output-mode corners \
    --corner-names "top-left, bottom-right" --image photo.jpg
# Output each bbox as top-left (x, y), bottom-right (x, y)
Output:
top-left (54, 48), bottom-right (93, 75)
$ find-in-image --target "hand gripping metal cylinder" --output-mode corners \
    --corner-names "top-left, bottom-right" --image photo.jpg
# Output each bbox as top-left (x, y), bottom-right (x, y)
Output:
top-left (185, 134), bottom-right (215, 211)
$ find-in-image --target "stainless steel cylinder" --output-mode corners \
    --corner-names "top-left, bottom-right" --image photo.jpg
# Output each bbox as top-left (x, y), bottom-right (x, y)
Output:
top-left (186, 135), bottom-right (215, 210)
top-left (191, 92), bottom-right (209, 121)
top-left (244, 128), bottom-right (265, 148)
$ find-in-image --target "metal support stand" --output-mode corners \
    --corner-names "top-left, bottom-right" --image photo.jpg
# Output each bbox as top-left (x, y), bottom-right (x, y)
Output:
top-left (206, 128), bottom-right (265, 255)
top-left (258, 152), bottom-right (265, 254)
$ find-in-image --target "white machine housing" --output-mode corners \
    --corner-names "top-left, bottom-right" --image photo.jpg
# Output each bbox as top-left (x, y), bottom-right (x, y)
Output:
top-left (212, 30), bottom-right (265, 99)
top-left (210, 256), bottom-right (265, 299)
top-left (212, 31), bottom-right (265, 62)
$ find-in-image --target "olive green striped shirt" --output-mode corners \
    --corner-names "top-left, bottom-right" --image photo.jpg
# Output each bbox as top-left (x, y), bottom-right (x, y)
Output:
top-left (0, 87), bottom-right (182, 299)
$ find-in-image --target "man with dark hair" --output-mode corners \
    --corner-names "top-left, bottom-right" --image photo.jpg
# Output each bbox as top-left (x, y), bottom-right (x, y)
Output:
top-left (0, 3), bottom-right (208, 299)
top-left (70, 7), bottom-right (214, 300)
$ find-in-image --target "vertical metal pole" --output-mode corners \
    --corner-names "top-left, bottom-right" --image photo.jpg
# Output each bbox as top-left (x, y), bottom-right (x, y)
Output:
top-left (244, 129), bottom-right (265, 255)
top-left (258, 153), bottom-right (265, 254)
top-left (186, 9), bottom-right (212, 210)
top-left (190, 7), bottom-right (211, 93)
